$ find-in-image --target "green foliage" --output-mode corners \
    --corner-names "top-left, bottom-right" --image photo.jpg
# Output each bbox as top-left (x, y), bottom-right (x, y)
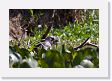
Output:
top-left (9, 9), bottom-right (99, 68)
top-left (9, 42), bottom-right (99, 68)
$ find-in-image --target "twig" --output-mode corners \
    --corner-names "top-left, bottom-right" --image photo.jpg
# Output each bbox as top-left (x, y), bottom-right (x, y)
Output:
top-left (84, 43), bottom-right (98, 48)
top-left (74, 37), bottom-right (90, 50)
top-left (41, 25), bottom-right (52, 39)
top-left (74, 37), bottom-right (98, 50)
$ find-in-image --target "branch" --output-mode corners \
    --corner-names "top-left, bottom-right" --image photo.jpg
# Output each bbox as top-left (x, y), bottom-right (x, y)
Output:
top-left (74, 37), bottom-right (99, 50)
top-left (41, 25), bottom-right (52, 39)
top-left (74, 37), bottom-right (90, 50)
top-left (84, 43), bottom-right (99, 48)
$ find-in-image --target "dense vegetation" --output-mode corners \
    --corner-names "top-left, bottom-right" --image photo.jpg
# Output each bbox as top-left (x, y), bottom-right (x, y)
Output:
top-left (9, 9), bottom-right (99, 68)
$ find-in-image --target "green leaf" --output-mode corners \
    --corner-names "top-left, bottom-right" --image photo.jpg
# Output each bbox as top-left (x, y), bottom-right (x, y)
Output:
top-left (45, 50), bottom-right (65, 68)
top-left (72, 46), bottom-right (99, 67)
top-left (20, 61), bottom-right (31, 68)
